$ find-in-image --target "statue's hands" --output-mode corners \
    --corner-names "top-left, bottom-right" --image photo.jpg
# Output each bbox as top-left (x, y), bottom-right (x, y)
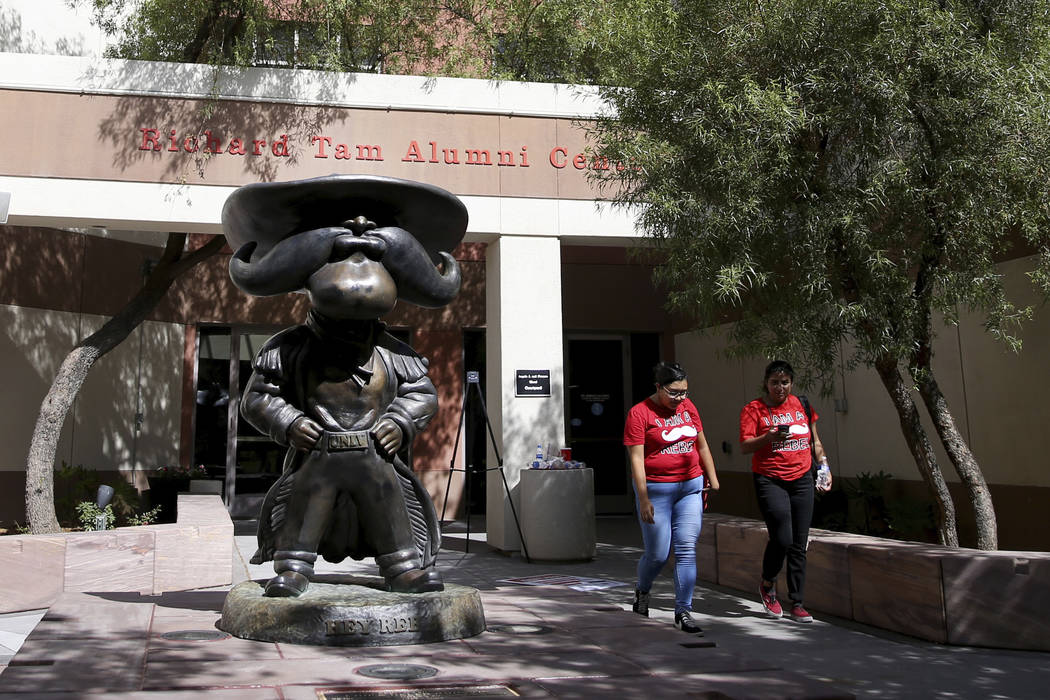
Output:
top-left (372, 418), bottom-right (403, 458)
top-left (288, 416), bottom-right (323, 452)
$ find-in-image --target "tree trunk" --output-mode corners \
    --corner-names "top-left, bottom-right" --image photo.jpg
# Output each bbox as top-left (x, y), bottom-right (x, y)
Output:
top-left (873, 355), bottom-right (959, 547)
top-left (914, 370), bottom-right (998, 550)
top-left (25, 233), bottom-right (226, 534)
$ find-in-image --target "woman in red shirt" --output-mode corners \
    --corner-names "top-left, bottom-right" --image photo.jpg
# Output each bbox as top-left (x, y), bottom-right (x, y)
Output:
top-left (740, 360), bottom-right (831, 623)
top-left (624, 362), bottom-right (720, 635)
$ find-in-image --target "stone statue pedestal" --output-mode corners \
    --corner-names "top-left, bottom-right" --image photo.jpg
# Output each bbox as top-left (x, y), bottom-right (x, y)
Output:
top-left (218, 575), bottom-right (485, 647)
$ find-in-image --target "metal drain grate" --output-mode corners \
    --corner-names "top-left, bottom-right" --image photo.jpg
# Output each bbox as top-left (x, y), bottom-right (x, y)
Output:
top-left (321, 685), bottom-right (518, 699)
top-left (159, 629), bottom-right (231, 641)
top-left (486, 624), bottom-right (552, 635)
top-left (356, 663), bottom-right (440, 680)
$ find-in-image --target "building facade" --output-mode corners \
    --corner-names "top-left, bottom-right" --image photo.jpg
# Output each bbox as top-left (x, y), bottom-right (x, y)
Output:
top-left (2, 1), bottom-right (1048, 551)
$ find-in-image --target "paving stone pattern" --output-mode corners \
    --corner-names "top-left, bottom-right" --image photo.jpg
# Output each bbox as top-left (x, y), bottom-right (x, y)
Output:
top-left (0, 518), bottom-right (1047, 699)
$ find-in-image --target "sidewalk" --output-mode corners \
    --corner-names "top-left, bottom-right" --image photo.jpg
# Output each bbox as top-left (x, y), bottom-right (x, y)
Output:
top-left (1, 515), bottom-right (1047, 698)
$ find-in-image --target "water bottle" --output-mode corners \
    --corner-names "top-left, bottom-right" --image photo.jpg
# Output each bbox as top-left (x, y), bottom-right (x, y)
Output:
top-left (816, 460), bottom-right (831, 490)
top-left (532, 443), bottom-right (545, 469)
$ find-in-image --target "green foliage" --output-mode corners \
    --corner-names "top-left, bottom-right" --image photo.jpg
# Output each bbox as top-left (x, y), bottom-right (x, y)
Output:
top-left (813, 470), bottom-right (935, 541)
top-left (151, 464), bottom-right (208, 480)
top-left (54, 462), bottom-right (142, 528)
top-left (60, 465), bottom-right (165, 528)
top-left (591, 0), bottom-right (1050, 388)
top-left (75, 502), bottom-right (115, 531)
top-left (886, 497), bottom-right (937, 542)
top-left (73, 0), bottom-right (625, 83)
top-left (126, 505), bottom-right (164, 527)
top-left (844, 470), bottom-right (893, 536)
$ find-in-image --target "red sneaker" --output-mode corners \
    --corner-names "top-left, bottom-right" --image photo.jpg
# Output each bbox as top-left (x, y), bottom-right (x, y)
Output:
top-left (759, 583), bottom-right (783, 618)
top-left (789, 604), bottom-right (813, 623)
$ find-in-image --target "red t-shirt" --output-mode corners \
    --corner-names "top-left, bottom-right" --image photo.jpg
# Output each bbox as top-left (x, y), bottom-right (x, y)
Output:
top-left (739, 395), bottom-right (818, 481)
top-left (623, 397), bottom-right (703, 482)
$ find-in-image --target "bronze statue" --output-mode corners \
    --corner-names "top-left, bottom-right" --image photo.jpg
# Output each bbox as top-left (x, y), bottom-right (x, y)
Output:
top-left (222, 175), bottom-right (467, 597)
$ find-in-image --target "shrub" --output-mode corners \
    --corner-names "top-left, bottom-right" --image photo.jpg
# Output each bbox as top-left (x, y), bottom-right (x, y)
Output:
top-left (55, 462), bottom-right (142, 527)
top-left (126, 505), bottom-right (163, 527)
top-left (75, 501), bottom-right (115, 531)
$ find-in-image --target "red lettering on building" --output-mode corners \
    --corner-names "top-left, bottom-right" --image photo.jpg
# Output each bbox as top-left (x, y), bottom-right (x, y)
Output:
top-left (465, 149), bottom-right (491, 165)
top-left (139, 128), bottom-right (161, 151)
top-left (549, 146), bottom-right (567, 168)
top-left (402, 140), bottom-right (425, 162)
top-left (135, 128), bottom-right (601, 175)
top-left (356, 144), bottom-right (382, 161)
top-left (272, 134), bottom-right (290, 157)
top-left (313, 136), bottom-right (332, 158)
top-left (203, 130), bottom-right (222, 153)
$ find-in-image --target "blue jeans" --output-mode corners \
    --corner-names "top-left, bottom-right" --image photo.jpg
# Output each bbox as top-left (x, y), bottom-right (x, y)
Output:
top-left (634, 476), bottom-right (704, 614)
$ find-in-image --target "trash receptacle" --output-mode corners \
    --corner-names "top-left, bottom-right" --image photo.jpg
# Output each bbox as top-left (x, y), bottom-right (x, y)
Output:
top-left (519, 467), bottom-right (596, 561)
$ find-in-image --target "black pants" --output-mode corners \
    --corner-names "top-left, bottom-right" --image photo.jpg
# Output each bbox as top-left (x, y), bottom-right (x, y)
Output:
top-left (753, 472), bottom-right (814, 605)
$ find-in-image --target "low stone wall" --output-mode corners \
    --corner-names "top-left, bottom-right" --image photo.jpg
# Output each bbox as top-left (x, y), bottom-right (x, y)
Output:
top-left (0, 494), bottom-right (233, 614)
top-left (699, 513), bottom-right (1050, 652)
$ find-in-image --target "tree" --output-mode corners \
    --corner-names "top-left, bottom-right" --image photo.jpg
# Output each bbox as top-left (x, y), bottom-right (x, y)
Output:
top-left (76, 0), bottom-right (610, 83)
top-left (26, 234), bottom-right (226, 533)
top-left (589, 0), bottom-right (1050, 548)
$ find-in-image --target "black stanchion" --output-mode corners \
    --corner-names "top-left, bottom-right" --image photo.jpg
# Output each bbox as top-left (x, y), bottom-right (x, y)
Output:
top-left (441, 370), bottom-right (530, 562)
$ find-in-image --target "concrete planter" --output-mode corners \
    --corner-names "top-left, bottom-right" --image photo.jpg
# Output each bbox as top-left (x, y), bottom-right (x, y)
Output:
top-left (0, 494), bottom-right (233, 614)
top-left (706, 514), bottom-right (1050, 651)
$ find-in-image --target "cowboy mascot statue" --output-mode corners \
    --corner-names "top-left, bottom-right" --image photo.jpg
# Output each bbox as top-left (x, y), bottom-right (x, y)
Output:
top-left (221, 175), bottom-right (467, 598)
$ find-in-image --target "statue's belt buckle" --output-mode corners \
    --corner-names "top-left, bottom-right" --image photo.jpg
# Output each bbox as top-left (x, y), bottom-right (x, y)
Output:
top-left (325, 430), bottom-right (370, 452)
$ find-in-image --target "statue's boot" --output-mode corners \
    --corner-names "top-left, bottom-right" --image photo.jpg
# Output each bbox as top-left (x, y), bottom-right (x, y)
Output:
top-left (264, 550), bottom-right (316, 597)
top-left (377, 548), bottom-right (444, 593)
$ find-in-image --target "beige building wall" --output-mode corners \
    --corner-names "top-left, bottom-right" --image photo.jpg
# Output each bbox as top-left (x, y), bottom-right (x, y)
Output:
top-left (0, 304), bottom-right (182, 476)
top-left (957, 256), bottom-right (1049, 486)
top-left (0, 304), bottom-right (79, 475)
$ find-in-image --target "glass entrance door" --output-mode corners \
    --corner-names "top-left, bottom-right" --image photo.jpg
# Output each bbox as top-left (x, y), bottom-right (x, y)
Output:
top-left (192, 325), bottom-right (285, 518)
top-left (565, 335), bottom-right (633, 513)
top-left (229, 329), bottom-right (288, 516)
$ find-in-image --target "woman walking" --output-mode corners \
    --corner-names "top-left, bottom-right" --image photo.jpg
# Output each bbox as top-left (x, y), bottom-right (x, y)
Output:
top-left (740, 360), bottom-right (831, 623)
top-left (624, 362), bottom-right (720, 634)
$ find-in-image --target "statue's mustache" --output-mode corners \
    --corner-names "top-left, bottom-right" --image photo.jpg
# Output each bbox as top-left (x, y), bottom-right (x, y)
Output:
top-left (228, 225), bottom-right (461, 308)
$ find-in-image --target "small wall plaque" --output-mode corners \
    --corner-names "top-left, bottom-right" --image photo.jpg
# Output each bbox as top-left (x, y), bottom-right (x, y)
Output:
top-left (515, 369), bottom-right (551, 397)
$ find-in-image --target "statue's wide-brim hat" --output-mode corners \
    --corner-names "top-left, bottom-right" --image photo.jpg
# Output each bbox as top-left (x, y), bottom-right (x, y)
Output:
top-left (221, 175), bottom-right (468, 262)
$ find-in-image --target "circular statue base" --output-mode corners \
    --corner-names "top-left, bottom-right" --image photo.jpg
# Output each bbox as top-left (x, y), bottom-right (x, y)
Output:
top-left (218, 575), bottom-right (485, 647)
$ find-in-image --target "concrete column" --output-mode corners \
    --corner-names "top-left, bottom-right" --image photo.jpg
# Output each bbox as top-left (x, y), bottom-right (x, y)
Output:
top-left (484, 235), bottom-right (565, 552)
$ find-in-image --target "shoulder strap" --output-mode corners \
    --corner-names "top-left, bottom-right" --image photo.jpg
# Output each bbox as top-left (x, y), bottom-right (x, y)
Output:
top-left (798, 395), bottom-right (813, 425)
